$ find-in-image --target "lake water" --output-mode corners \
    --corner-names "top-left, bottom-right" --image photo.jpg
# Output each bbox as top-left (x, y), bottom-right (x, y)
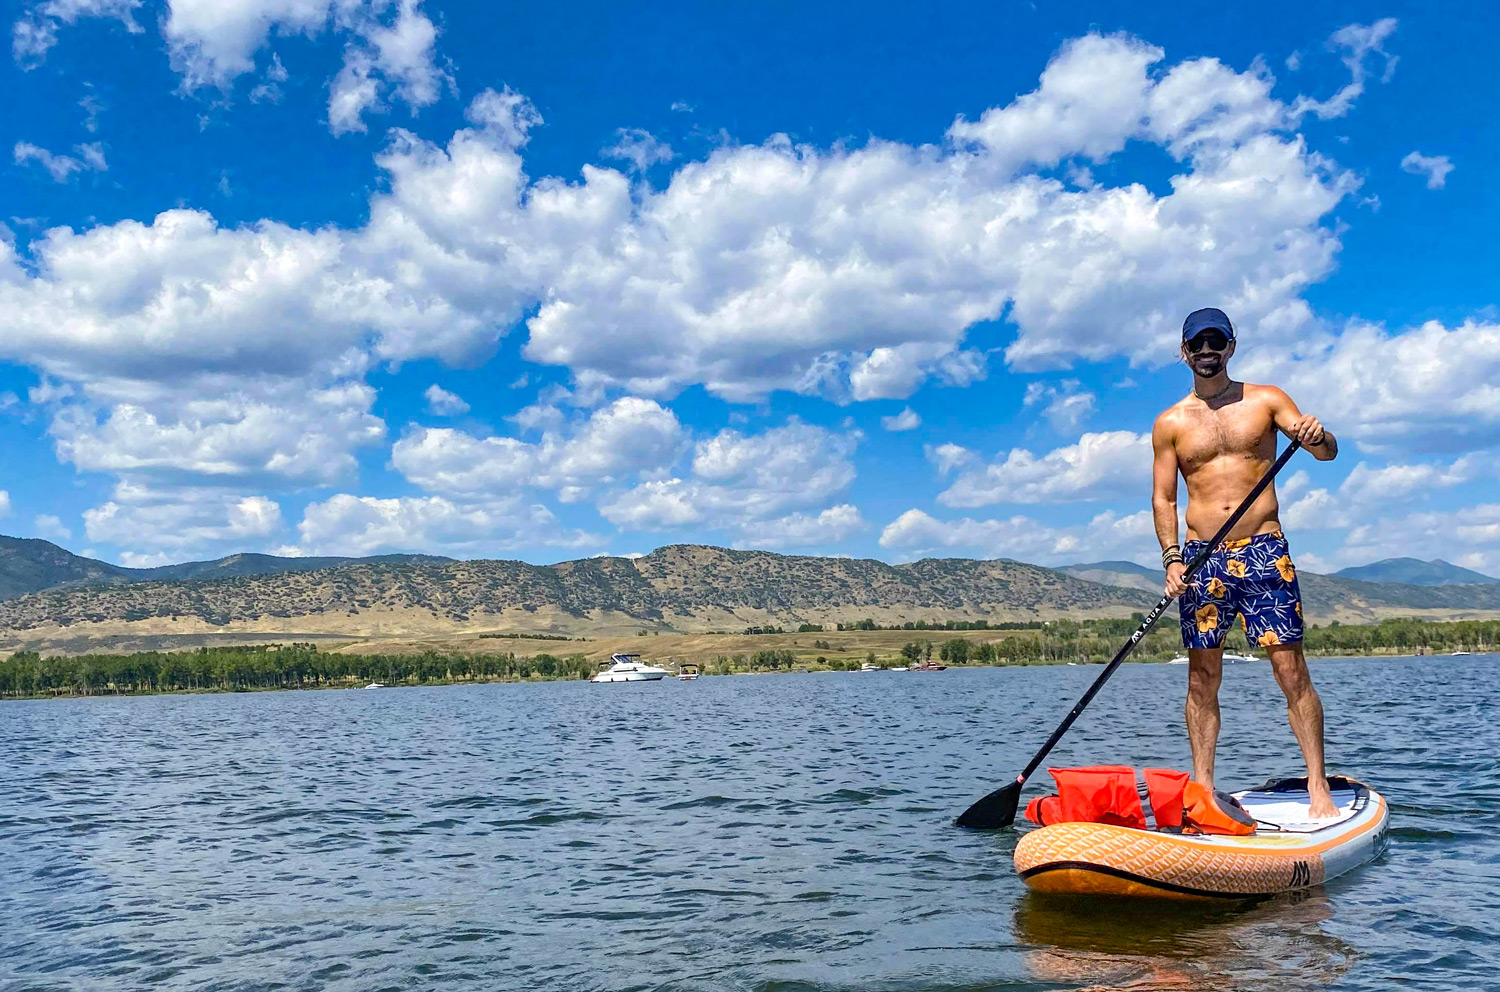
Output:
top-left (3, 655), bottom-right (1496, 991)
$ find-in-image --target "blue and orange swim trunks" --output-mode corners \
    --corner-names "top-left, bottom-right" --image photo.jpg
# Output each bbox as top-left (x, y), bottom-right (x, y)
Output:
top-left (1178, 530), bottom-right (1304, 650)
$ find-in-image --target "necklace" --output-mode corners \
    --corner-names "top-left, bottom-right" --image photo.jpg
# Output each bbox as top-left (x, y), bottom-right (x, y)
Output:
top-left (1194, 379), bottom-right (1235, 402)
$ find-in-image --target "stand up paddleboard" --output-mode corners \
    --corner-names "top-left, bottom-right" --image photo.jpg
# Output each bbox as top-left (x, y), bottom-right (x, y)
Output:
top-left (1014, 776), bottom-right (1388, 901)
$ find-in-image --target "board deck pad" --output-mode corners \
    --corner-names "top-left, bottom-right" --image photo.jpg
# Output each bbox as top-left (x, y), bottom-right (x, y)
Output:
top-left (1235, 787), bottom-right (1359, 833)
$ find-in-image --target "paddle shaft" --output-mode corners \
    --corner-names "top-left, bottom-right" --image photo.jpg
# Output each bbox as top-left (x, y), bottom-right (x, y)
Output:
top-left (1009, 439), bottom-right (1303, 790)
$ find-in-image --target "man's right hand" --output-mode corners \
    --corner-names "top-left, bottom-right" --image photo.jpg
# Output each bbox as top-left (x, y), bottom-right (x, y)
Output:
top-left (1165, 562), bottom-right (1188, 598)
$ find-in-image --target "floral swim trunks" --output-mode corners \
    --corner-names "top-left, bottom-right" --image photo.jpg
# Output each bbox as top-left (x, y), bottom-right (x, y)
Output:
top-left (1178, 530), bottom-right (1304, 650)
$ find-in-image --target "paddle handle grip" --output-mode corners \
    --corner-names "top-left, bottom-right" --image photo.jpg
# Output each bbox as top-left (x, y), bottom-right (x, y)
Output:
top-left (1013, 440), bottom-right (1302, 788)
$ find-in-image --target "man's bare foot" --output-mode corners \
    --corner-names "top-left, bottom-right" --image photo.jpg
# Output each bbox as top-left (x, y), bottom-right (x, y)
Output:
top-left (1308, 783), bottom-right (1338, 818)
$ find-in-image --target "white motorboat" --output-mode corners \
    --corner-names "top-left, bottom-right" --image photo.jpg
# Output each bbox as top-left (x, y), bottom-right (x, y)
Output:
top-left (858, 661), bottom-right (880, 672)
top-left (590, 653), bottom-right (670, 683)
top-left (677, 663), bottom-right (700, 681)
top-left (364, 682), bottom-right (387, 688)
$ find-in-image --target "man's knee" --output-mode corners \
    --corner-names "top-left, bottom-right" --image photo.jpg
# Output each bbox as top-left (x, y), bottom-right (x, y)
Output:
top-left (1268, 644), bottom-right (1316, 697)
top-left (1186, 653), bottom-right (1222, 699)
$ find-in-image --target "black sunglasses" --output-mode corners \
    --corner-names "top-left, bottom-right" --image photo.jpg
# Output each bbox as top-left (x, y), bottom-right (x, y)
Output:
top-left (1185, 331), bottom-right (1231, 353)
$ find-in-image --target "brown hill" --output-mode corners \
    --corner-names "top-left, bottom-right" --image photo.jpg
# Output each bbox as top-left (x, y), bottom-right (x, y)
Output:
top-left (0, 545), bottom-right (1149, 647)
top-left (4, 543), bottom-right (1498, 658)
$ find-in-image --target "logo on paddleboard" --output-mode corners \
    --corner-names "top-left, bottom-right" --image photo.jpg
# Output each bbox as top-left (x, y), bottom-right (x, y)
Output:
top-left (1290, 860), bottom-right (1312, 887)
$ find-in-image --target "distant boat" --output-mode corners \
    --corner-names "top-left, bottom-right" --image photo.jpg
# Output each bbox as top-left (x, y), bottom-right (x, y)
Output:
top-left (889, 665), bottom-right (910, 671)
top-left (677, 663), bottom-right (701, 681)
top-left (911, 661), bottom-right (947, 671)
top-left (1167, 657), bottom-right (1189, 665)
top-left (364, 682), bottom-right (386, 689)
top-left (858, 661), bottom-right (880, 672)
top-left (1448, 651), bottom-right (1472, 656)
top-left (591, 653), bottom-right (670, 683)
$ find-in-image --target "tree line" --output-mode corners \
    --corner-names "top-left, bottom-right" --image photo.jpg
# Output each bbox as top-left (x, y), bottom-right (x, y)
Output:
top-left (0, 644), bottom-right (601, 698)
top-left (1, 618), bottom-right (1495, 699)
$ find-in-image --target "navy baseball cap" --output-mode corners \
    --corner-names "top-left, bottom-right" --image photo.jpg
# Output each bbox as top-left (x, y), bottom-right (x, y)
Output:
top-left (1182, 307), bottom-right (1234, 342)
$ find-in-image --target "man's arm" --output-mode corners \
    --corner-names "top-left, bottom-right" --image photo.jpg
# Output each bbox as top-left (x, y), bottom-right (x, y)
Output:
top-left (1265, 386), bottom-right (1338, 461)
top-left (1151, 414), bottom-right (1188, 597)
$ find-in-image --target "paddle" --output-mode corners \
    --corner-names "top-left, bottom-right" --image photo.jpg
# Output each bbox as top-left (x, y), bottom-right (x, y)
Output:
top-left (955, 439), bottom-right (1303, 830)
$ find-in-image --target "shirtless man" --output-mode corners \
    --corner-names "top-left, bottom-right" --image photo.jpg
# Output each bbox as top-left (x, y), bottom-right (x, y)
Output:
top-left (1151, 307), bottom-right (1339, 817)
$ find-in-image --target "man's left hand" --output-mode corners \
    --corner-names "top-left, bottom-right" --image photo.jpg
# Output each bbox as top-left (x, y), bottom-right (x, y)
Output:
top-left (1292, 414), bottom-right (1326, 447)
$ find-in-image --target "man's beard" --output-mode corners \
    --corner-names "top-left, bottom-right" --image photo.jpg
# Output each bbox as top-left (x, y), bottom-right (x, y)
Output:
top-left (1192, 355), bottom-right (1225, 378)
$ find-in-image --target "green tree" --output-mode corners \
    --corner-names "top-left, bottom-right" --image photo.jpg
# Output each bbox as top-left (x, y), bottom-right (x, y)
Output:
top-left (940, 638), bottom-right (970, 664)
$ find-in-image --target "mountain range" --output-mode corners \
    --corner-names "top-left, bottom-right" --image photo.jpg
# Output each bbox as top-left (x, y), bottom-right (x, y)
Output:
top-left (3, 536), bottom-right (1499, 655)
top-left (1330, 557), bottom-right (1499, 586)
top-left (0, 535), bottom-right (449, 601)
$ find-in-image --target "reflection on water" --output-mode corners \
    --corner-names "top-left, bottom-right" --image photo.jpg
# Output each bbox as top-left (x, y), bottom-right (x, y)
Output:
top-left (1016, 890), bottom-right (1354, 990)
top-left (0, 655), bottom-right (1495, 990)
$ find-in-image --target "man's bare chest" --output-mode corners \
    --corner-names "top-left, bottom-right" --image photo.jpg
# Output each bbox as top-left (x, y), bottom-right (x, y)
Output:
top-left (1174, 404), bottom-right (1275, 471)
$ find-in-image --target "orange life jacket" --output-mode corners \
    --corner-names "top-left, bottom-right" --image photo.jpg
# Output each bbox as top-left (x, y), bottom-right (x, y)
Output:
top-left (1023, 765), bottom-right (1255, 835)
top-left (1181, 780), bottom-right (1258, 835)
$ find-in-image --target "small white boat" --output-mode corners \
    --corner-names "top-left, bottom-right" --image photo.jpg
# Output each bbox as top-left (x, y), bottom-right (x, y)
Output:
top-left (889, 665), bottom-right (910, 672)
top-left (590, 653), bottom-right (670, 683)
top-left (364, 682), bottom-right (386, 689)
top-left (858, 662), bottom-right (880, 672)
top-left (677, 663), bottom-right (700, 681)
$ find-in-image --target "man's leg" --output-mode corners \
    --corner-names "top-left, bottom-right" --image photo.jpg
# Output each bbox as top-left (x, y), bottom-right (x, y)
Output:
top-left (1185, 648), bottom-right (1224, 788)
top-left (1265, 642), bottom-right (1337, 817)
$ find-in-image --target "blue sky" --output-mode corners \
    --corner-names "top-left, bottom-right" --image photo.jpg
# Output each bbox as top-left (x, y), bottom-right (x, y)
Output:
top-left (2, 0), bottom-right (1497, 575)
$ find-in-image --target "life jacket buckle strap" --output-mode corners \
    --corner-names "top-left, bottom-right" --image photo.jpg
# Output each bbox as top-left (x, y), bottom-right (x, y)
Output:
top-left (1136, 769), bottom-right (1158, 831)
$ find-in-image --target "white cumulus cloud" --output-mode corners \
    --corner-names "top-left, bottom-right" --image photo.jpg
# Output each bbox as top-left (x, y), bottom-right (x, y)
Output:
top-left (925, 442), bottom-right (975, 476)
top-left (734, 504), bottom-right (866, 550)
top-left (424, 384), bottom-right (469, 416)
top-left (394, 396), bottom-right (686, 498)
top-left (599, 420), bottom-right (860, 547)
top-left (1023, 379), bottom-right (1096, 433)
top-left (295, 492), bottom-right (595, 556)
top-left (881, 407), bottom-right (921, 432)
top-left (82, 487), bottom-right (283, 555)
top-left (939, 431), bottom-right (1150, 507)
top-left (602, 128), bottom-right (674, 172)
top-left (1302, 503), bottom-right (1500, 575)
top-left (34, 514), bottom-right (73, 542)
top-left (1282, 454), bottom-right (1492, 532)
top-left (12, 0), bottom-right (141, 66)
top-left (1246, 319), bottom-right (1500, 455)
top-left (879, 507), bottom-right (1155, 565)
top-left (1400, 151), bottom-right (1453, 190)
top-left (14, 140), bottom-right (107, 182)
top-left (1291, 19), bottom-right (1399, 121)
top-left (15, 0), bottom-right (448, 134)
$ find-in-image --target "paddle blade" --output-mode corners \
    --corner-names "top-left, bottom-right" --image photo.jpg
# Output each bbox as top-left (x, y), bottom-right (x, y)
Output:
top-left (956, 780), bottom-right (1022, 830)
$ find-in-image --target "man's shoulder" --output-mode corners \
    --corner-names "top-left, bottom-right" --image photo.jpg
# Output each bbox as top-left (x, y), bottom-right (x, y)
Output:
top-left (1154, 394), bottom-right (1195, 422)
top-left (1151, 398), bottom-right (1193, 443)
top-left (1240, 382), bottom-right (1293, 405)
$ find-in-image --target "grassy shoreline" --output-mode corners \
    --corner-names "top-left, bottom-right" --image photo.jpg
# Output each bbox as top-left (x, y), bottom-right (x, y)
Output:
top-left (2, 617), bottom-right (1495, 701)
